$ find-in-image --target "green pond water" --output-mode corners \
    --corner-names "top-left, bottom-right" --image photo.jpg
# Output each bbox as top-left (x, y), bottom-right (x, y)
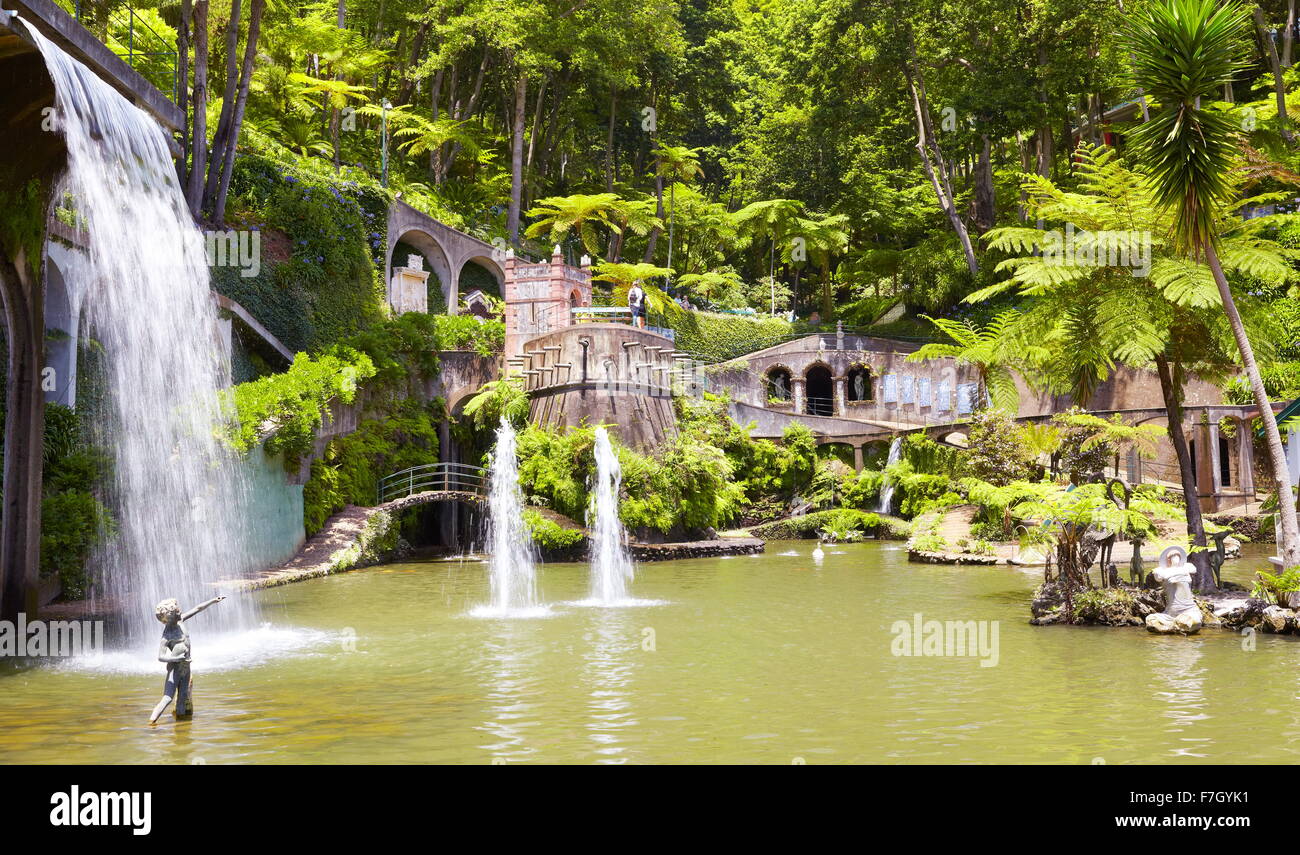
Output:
top-left (0, 541), bottom-right (1296, 764)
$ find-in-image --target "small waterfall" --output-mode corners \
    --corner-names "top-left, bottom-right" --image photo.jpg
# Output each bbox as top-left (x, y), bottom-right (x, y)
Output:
top-left (25, 23), bottom-right (256, 642)
top-left (587, 426), bottom-right (635, 604)
top-left (877, 437), bottom-right (903, 514)
top-left (478, 417), bottom-right (543, 616)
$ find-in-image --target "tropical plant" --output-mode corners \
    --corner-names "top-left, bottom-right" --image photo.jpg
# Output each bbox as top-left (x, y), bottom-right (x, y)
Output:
top-left (650, 143), bottom-right (705, 275)
top-left (525, 193), bottom-right (622, 257)
top-left (908, 310), bottom-right (1027, 412)
top-left (979, 143), bottom-right (1289, 589)
top-left (1123, 0), bottom-right (1300, 570)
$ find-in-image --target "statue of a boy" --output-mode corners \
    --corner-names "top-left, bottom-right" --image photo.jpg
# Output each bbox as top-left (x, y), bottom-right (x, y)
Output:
top-left (148, 595), bottom-right (225, 724)
top-left (1144, 546), bottom-right (1202, 635)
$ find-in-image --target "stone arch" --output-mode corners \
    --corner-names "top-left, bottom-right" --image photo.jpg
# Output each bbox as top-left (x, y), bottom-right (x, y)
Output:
top-left (804, 361), bottom-right (834, 416)
top-left (860, 438), bottom-right (894, 470)
top-left (388, 227), bottom-right (454, 312)
top-left (846, 362), bottom-right (873, 403)
top-left (766, 363), bottom-right (793, 402)
top-left (456, 254), bottom-right (506, 309)
top-left (817, 441), bottom-right (855, 468)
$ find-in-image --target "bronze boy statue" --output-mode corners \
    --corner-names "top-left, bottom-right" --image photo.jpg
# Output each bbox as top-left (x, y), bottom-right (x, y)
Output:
top-left (148, 595), bottom-right (225, 724)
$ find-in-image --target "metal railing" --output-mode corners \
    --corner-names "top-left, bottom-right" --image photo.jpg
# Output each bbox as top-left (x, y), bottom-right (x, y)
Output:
top-left (377, 462), bottom-right (488, 504)
top-left (73, 0), bottom-right (178, 100)
top-left (803, 395), bottom-right (836, 417)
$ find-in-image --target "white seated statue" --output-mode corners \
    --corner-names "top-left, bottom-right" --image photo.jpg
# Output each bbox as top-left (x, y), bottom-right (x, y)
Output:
top-left (1145, 545), bottom-right (1202, 635)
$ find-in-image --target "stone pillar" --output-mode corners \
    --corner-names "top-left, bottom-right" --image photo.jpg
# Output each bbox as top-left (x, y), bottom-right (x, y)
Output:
top-left (1237, 421), bottom-right (1255, 498)
top-left (836, 320), bottom-right (844, 351)
top-left (387, 253), bottom-right (430, 315)
top-left (43, 243), bottom-right (81, 407)
top-left (792, 378), bottom-right (806, 415)
top-left (547, 243), bottom-right (566, 331)
top-left (503, 249), bottom-right (522, 360)
top-left (1195, 415), bottom-right (1220, 513)
top-left (833, 375), bottom-right (846, 417)
top-left (853, 443), bottom-right (864, 472)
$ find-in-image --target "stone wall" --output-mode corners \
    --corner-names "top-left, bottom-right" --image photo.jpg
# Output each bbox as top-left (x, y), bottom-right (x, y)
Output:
top-left (519, 323), bottom-right (678, 449)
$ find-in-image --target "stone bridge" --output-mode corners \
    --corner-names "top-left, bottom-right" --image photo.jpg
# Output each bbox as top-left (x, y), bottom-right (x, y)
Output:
top-left (386, 199), bottom-right (505, 314)
top-left (708, 326), bottom-right (1280, 512)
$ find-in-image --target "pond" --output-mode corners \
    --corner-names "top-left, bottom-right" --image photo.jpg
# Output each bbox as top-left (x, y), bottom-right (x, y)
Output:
top-left (0, 542), bottom-right (1295, 764)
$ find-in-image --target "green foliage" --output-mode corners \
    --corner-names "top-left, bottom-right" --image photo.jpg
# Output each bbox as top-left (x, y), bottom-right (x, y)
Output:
top-left (1123, 0), bottom-right (1252, 254)
top-left (523, 509), bottom-right (586, 550)
top-left (912, 533), bottom-right (948, 553)
top-left (1053, 406), bottom-right (1118, 484)
top-left (301, 399), bottom-right (441, 534)
top-left (38, 405), bottom-right (114, 599)
top-left (1071, 587), bottom-right (1138, 624)
top-left (229, 349), bottom-right (375, 465)
top-left (659, 310), bottom-right (792, 362)
top-left (909, 311), bottom-right (1023, 412)
top-left (461, 377), bottom-right (530, 431)
top-left (1254, 566), bottom-right (1300, 603)
top-left (512, 406), bottom-right (772, 537)
top-left (750, 509), bottom-right (895, 540)
top-left (230, 313), bottom-right (496, 469)
top-left (219, 153), bottom-right (392, 353)
top-left (966, 409), bottom-right (1036, 486)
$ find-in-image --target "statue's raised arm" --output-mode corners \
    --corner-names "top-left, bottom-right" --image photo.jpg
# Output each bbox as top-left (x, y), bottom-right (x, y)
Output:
top-left (181, 595), bottom-right (226, 622)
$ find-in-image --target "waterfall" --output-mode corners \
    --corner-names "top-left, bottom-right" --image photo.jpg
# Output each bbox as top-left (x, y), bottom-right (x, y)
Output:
top-left (477, 417), bottom-right (543, 617)
top-left (25, 23), bottom-right (257, 643)
top-left (877, 437), bottom-right (903, 514)
top-left (587, 426), bottom-right (635, 604)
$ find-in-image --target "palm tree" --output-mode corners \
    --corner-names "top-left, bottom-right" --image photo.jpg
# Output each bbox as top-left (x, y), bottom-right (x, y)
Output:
top-left (525, 193), bottom-right (622, 258)
top-left (650, 144), bottom-right (705, 276)
top-left (982, 144), bottom-right (1288, 589)
top-left (908, 311), bottom-right (1026, 413)
top-left (732, 198), bottom-right (806, 315)
top-left (792, 213), bottom-right (851, 318)
top-left (591, 262), bottom-right (675, 316)
top-left (1124, 0), bottom-right (1300, 569)
top-left (605, 198), bottom-right (662, 262)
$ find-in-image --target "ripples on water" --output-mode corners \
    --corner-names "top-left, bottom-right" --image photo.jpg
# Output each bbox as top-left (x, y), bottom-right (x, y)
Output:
top-left (0, 543), bottom-right (1297, 764)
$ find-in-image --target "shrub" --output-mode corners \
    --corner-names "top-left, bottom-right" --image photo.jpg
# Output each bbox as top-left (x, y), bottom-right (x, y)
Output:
top-left (39, 405), bottom-right (115, 599)
top-left (1254, 566), bottom-right (1300, 603)
top-left (911, 533), bottom-right (947, 553)
top-left (301, 399), bottom-right (441, 534)
top-left (969, 520), bottom-right (1009, 541)
top-left (965, 408), bottom-right (1035, 486)
top-left (523, 509), bottom-right (586, 550)
top-left (656, 310), bottom-right (791, 362)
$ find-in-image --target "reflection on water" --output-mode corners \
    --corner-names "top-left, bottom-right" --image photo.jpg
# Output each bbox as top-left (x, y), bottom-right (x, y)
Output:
top-left (478, 621), bottom-right (544, 763)
top-left (1, 543), bottom-right (1299, 764)
top-left (583, 612), bottom-right (637, 764)
top-left (1150, 638), bottom-right (1209, 758)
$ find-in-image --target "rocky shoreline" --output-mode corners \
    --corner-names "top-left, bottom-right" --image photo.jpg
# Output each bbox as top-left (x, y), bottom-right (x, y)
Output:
top-left (1029, 580), bottom-right (1300, 636)
top-left (629, 537), bottom-right (764, 561)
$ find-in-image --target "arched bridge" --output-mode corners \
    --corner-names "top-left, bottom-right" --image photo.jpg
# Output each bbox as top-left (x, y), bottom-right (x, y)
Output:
top-left (386, 199), bottom-right (505, 314)
top-left (377, 462), bottom-right (487, 506)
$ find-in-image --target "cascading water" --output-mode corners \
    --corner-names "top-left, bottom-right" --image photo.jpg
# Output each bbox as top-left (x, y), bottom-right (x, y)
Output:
top-left (25, 24), bottom-right (257, 643)
top-left (476, 417), bottom-right (544, 617)
top-left (876, 437), bottom-right (903, 514)
top-left (586, 426), bottom-right (635, 604)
